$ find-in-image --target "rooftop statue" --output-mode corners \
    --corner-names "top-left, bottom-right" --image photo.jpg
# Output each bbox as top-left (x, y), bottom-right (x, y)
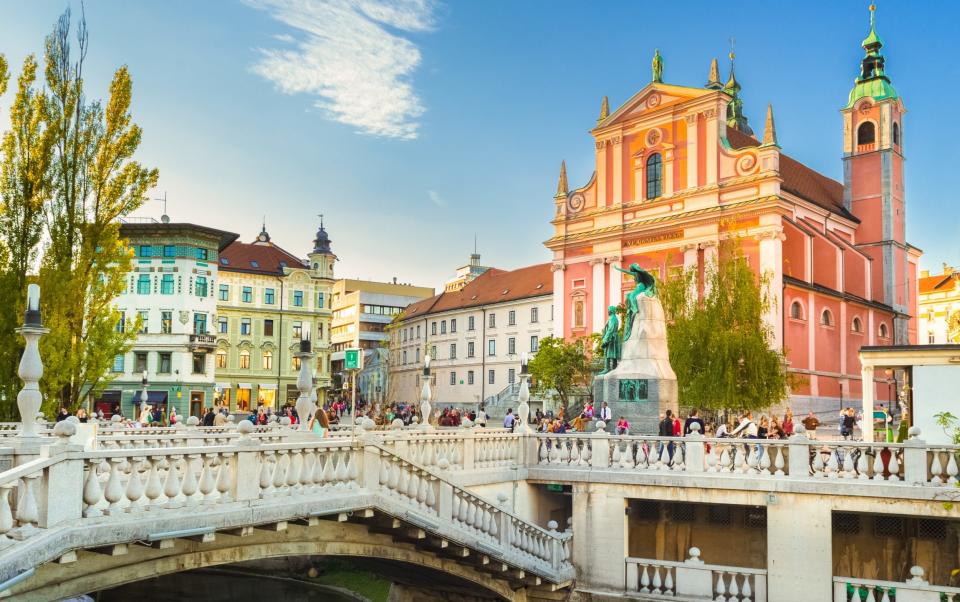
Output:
top-left (652, 48), bottom-right (663, 83)
top-left (614, 263), bottom-right (657, 340)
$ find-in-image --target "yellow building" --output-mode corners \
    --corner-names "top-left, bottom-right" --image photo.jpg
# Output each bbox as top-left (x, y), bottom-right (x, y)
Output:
top-left (918, 264), bottom-right (960, 344)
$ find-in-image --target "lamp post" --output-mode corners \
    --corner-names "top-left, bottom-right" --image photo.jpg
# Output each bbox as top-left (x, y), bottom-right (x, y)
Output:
top-left (420, 355), bottom-right (432, 429)
top-left (295, 336), bottom-right (316, 432)
top-left (884, 368), bottom-right (895, 414)
top-left (516, 352), bottom-right (533, 434)
top-left (16, 284), bottom-right (49, 439)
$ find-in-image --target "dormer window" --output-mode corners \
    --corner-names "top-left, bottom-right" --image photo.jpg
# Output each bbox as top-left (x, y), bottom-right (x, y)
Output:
top-left (646, 153), bottom-right (663, 200)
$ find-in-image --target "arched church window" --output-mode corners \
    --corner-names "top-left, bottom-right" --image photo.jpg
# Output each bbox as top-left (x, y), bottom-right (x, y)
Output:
top-left (893, 122), bottom-right (900, 146)
top-left (851, 317), bottom-right (863, 333)
top-left (820, 309), bottom-right (833, 327)
top-left (857, 122), bottom-right (875, 146)
top-left (790, 301), bottom-right (804, 320)
top-left (645, 153), bottom-right (663, 200)
top-left (879, 322), bottom-right (889, 339)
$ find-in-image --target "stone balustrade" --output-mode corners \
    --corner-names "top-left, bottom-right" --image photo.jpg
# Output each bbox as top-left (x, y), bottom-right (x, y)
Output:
top-left (626, 548), bottom-right (767, 601)
top-left (833, 567), bottom-right (960, 602)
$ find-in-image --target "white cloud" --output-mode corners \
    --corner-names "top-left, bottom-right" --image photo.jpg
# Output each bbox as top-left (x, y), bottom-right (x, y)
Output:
top-left (427, 189), bottom-right (446, 207)
top-left (247, 0), bottom-right (437, 140)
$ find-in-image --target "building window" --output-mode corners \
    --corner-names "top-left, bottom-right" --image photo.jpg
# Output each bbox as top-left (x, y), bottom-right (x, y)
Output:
top-left (135, 352), bottom-right (148, 374)
top-left (489, 313), bottom-right (496, 328)
top-left (241, 318), bottom-right (251, 335)
top-left (467, 341), bottom-right (475, 358)
top-left (508, 368), bottom-right (516, 384)
top-left (195, 247), bottom-right (208, 261)
top-left (508, 310), bottom-right (516, 326)
top-left (193, 313), bottom-right (207, 335)
top-left (193, 352), bottom-right (206, 374)
top-left (158, 352), bottom-right (172, 374)
top-left (242, 287), bottom-right (252, 303)
top-left (928, 332), bottom-right (936, 344)
top-left (163, 245), bottom-right (175, 257)
top-left (852, 317), bottom-right (863, 333)
top-left (218, 317), bottom-right (228, 334)
top-left (449, 343), bottom-right (456, 359)
top-left (292, 356), bottom-right (301, 371)
top-left (403, 350), bottom-right (408, 364)
top-left (292, 322), bottom-right (302, 339)
top-left (112, 354), bottom-right (125, 373)
top-left (488, 339), bottom-right (496, 356)
top-left (450, 372), bottom-right (456, 386)
top-left (161, 274), bottom-right (174, 295)
top-left (468, 370), bottom-right (474, 385)
top-left (317, 292), bottom-right (324, 308)
top-left (239, 350), bottom-right (251, 369)
top-left (646, 153), bottom-right (663, 200)
top-left (161, 311), bottom-right (173, 334)
top-left (415, 348), bottom-right (420, 363)
top-left (416, 325), bottom-right (421, 338)
top-left (820, 309), bottom-right (833, 327)
top-left (857, 121), bottom-right (876, 146)
top-left (216, 350), bottom-right (227, 368)
top-left (262, 350), bottom-right (273, 370)
top-left (488, 369), bottom-right (495, 385)
top-left (195, 276), bottom-right (208, 297)
top-left (431, 322), bottom-right (437, 335)
top-left (573, 299), bottom-right (585, 328)
top-left (137, 274), bottom-right (150, 295)
top-left (790, 301), bottom-right (804, 320)
top-left (218, 284), bottom-right (229, 301)
top-left (530, 335), bottom-right (539, 352)
top-left (264, 319), bottom-right (274, 337)
top-left (293, 290), bottom-right (303, 307)
top-left (264, 288), bottom-right (275, 305)
top-left (138, 245), bottom-right (152, 257)
top-left (430, 346), bottom-right (437, 360)
top-left (879, 322), bottom-right (889, 339)
top-left (508, 337), bottom-right (516, 355)
top-left (138, 310), bottom-right (149, 334)
top-left (531, 307), bottom-right (539, 323)
top-left (451, 319), bottom-right (457, 333)
top-left (893, 122), bottom-right (900, 146)
top-left (116, 313), bottom-right (126, 333)
top-left (468, 316), bottom-right (475, 331)
top-left (441, 320), bottom-right (447, 334)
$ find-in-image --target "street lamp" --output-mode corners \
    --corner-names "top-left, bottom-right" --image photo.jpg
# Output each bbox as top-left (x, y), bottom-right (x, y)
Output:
top-left (884, 368), bottom-right (895, 414)
top-left (140, 370), bottom-right (149, 417)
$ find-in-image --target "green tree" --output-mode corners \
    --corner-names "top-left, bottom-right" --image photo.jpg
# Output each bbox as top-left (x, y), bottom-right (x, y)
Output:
top-left (659, 237), bottom-right (788, 412)
top-left (0, 54), bottom-right (55, 418)
top-left (527, 335), bottom-right (595, 416)
top-left (36, 8), bottom-right (158, 411)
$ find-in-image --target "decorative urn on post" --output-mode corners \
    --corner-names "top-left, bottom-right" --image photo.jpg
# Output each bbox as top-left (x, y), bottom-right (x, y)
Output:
top-left (420, 355), bottom-right (432, 429)
top-left (16, 284), bottom-right (49, 439)
top-left (140, 371), bottom-right (149, 417)
top-left (295, 336), bottom-right (316, 431)
top-left (516, 352), bottom-right (533, 433)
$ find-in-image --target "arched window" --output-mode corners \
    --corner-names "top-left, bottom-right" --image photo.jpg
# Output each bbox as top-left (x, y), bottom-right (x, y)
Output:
top-left (879, 322), bottom-right (889, 339)
top-left (262, 350), bottom-right (273, 370)
top-left (645, 153), bottom-right (663, 200)
top-left (820, 309), bottom-right (833, 327)
top-left (216, 350), bottom-right (227, 369)
top-left (239, 350), bottom-right (250, 369)
top-left (790, 301), bottom-right (804, 320)
top-left (893, 122), bottom-right (900, 146)
top-left (851, 317), bottom-right (863, 333)
top-left (857, 122), bottom-right (875, 146)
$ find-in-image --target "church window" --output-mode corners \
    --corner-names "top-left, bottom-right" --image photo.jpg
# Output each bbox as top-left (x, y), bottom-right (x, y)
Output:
top-left (573, 300), bottom-right (585, 328)
top-left (893, 122), bottom-right (900, 146)
top-left (851, 317), bottom-right (863, 333)
top-left (857, 121), bottom-right (875, 146)
top-left (645, 153), bottom-right (663, 200)
top-left (879, 322), bottom-right (889, 339)
top-left (789, 301), bottom-right (804, 320)
top-left (820, 309), bottom-right (833, 327)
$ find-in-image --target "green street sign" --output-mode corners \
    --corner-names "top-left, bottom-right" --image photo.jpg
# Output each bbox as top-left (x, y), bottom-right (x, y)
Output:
top-left (546, 484), bottom-right (564, 492)
top-left (344, 348), bottom-right (362, 370)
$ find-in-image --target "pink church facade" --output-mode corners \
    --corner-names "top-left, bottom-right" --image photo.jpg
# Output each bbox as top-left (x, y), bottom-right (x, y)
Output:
top-left (547, 11), bottom-right (919, 410)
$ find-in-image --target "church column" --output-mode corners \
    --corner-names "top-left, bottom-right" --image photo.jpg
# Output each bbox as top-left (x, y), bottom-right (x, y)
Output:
top-left (611, 136), bottom-right (623, 205)
top-left (685, 114), bottom-right (698, 190)
top-left (704, 107), bottom-right (720, 185)
top-left (552, 264), bottom-right (566, 339)
top-left (596, 140), bottom-right (608, 206)
top-left (683, 243), bottom-right (698, 300)
top-left (607, 257), bottom-right (623, 308)
top-left (663, 147), bottom-right (675, 196)
top-left (758, 229), bottom-right (785, 350)
top-left (591, 259), bottom-right (606, 334)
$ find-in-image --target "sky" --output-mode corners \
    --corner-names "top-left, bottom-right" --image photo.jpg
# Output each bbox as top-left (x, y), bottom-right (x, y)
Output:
top-left (0, 0), bottom-right (957, 289)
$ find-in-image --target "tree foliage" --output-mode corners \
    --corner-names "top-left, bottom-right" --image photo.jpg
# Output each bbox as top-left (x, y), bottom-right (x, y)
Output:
top-left (527, 335), bottom-right (595, 415)
top-left (659, 237), bottom-right (788, 412)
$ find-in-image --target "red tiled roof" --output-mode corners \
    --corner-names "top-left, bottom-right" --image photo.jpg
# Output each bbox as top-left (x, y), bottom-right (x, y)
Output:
top-left (219, 240), bottom-right (305, 275)
top-left (725, 127), bottom-right (855, 222)
top-left (402, 263), bottom-right (553, 320)
top-left (919, 272), bottom-right (957, 295)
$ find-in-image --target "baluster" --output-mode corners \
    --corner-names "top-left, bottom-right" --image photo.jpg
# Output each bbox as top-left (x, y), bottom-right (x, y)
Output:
top-left (774, 445), bottom-right (785, 476)
top-left (538, 439), bottom-right (549, 464)
top-left (734, 446), bottom-right (746, 474)
top-left (880, 586), bottom-right (891, 602)
top-left (417, 472), bottom-right (429, 507)
top-left (639, 565), bottom-right (651, 593)
top-left (0, 483), bottom-right (14, 542)
top-left (145, 456), bottom-right (163, 509)
top-left (720, 446), bottom-right (732, 473)
top-left (887, 449), bottom-right (900, 482)
top-left (216, 453), bottom-right (234, 502)
top-left (452, 494), bottom-right (461, 525)
top-left (728, 572), bottom-right (739, 599)
top-left (125, 458), bottom-right (145, 511)
top-left (812, 448), bottom-right (825, 477)
top-left (759, 445), bottom-right (771, 475)
top-left (746, 445), bottom-right (758, 474)
top-left (273, 451), bottom-right (289, 494)
top-left (872, 450), bottom-right (885, 482)
top-left (741, 574), bottom-right (752, 600)
top-left (582, 440), bottom-right (592, 466)
top-left (488, 508), bottom-right (498, 536)
top-left (163, 455), bottom-right (183, 508)
top-left (658, 442), bottom-right (670, 470)
top-left (103, 458), bottom-right (124, 514)
top-left (651, 565), bottom-right (663, 594)
top-left (674, 443), bottom-right (685, 470)
top-left (312, 450), bottom-right (326, 490)
top-left (287, 450), bottom-right (303, 490)
top-left (560, 439), bottom-right (571, 464)
top-left (947, 452), bottom-right (958, 485)
top-left (324, 452), bottom-right (338, 487)
top-left (611, 440), bottom-right (621, 466)
top-left (181, 454), bottom-right (199, 505)
top-left (715, 572), bottom-right (727, 602)
top-left (857, 449), bottom-right (870, 481)
top-left (569, 440), bottom-right (581, 465)
top-left (840, 447), bottom-right (855, 478)
top-left (336, 450), bottom-right (351, 486)
top-left (707, 445), bottom-right (719, 472)
top-left (930, 450), bottom-right (944, 485)
top-left (621, 441), bottom-right (634, 469)
top-left (199, 454), bottom-right (217, 502)
top-left (83, 458), bottom-right (105, 517)
top-left (663, 567), bottom-right (674, 594)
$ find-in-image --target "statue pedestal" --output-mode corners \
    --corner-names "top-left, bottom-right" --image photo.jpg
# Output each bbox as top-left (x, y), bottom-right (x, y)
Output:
top-left (593, 296), bottom-right (677, 434)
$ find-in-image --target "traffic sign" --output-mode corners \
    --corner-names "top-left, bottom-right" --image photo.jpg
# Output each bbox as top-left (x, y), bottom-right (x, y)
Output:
top-left (344, 348), bottom-right (363, 370)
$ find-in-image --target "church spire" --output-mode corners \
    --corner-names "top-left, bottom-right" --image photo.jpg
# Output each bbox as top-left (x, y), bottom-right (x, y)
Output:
top-left (555, 161), bottom-right (568, 199)
top-left (598, 96), bottom-right (610, 123)
top-left (723, 51), bottom-right (753, 135)
top-left (706, 57), bottom-right (722, 89)
top-left (847, 4), bottom-right (897, 108)
top-left (762, 103), bottom-right (778, 147)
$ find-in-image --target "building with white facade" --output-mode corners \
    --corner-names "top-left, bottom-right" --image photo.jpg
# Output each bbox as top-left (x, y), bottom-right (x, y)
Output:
top-left (101, 219), bottom-right (238, 419)
top-left (918, 264), bottom-right (960, 344)
top-left (389, 263), bottom-right (554, 408)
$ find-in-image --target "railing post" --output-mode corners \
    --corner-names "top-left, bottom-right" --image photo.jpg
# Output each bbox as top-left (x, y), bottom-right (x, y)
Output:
top-left (234, 432), bottom-right (262, 501)
top-left (462, 430), bottom-right (475, 471)
top-left (903, 428), bottom-right (927, 486)
top-left (684, 424), bottom-right (705, 473)
top-left (438, 481), bottom-right (453, 523)
top-left (522, 431), bottom-right (539, 468)
top-left (361, 445), bottom-right (381, 492)
top-left (38, 439), bottom-right (83, 528)
top-left (592, 430), bottom-right (610, 468)
top-left (787, 430), bottom-right (810, 478)
top-left (674, 548), bottom-right (713, 598)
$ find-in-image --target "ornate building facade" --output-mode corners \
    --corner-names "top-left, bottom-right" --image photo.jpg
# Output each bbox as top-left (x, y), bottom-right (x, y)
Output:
top-left (547, 8), bottom-right (919, 410)
top-left (918, 264), bottom-right (960, 344)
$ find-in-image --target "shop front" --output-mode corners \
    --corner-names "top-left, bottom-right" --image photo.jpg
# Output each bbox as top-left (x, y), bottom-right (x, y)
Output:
top-left (258, 383), bottom-right (278, 410)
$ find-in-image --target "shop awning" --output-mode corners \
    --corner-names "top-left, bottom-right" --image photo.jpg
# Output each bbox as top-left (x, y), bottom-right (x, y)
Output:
top-left (258, 383), bottom-right (278, 390)
top-left (237, 383), bottom-right (252, 390)
top-left (129, 391), bottom-right (168, 404)
top-left (215, 382), bottom-right (231, 390)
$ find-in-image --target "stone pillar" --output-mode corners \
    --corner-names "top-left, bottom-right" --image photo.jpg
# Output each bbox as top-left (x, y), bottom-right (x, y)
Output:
top-left (591, 259), bottom-right (606, 333)
top-left (758, 229), bottom-right (784, 350)
top-left (611, 137), bottom-right (623, 205)
top-left (591, 432), bottom-right (610, 468)
top-left (572, 485), bottom-right (626, 590)
top-left (767, 494), bottom-right (832, 601)
top-left (704, 108), bottom-right (720, 185)
top-left (607, 257), bottom-right (622, 308)
top-left (861, 364), bottom-right (875, 442)
top-left (685, 114), bottom-right (698, 189)
top-left (596, 141), bottom-right (608, 205)
top-left (902, 430), bottom-right (927, 486)
top-left (683, 427), bottom-right (705, 473)
top-left (552, 264), bottom-right (565, 339)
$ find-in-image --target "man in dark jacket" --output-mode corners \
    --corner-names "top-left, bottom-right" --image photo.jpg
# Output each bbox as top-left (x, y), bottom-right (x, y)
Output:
top-left (658, 410), bottom-right (676, 462)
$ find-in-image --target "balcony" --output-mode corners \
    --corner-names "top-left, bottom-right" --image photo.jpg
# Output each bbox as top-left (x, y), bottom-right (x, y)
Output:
top-left (189, 333), bottom-right (217, 350)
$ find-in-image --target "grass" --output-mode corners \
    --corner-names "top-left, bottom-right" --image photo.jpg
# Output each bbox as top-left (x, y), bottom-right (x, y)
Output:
top-left (311, 566), bottom-right (392, 602)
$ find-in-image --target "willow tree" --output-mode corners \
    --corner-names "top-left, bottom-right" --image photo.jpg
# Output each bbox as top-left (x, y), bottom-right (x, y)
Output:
top-left (659, 238), bottom-right (788, 412)
top-left (37, 8), bottom-right (158, 411)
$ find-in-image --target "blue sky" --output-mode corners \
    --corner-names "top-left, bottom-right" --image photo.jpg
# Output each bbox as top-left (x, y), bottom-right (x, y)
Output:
top-left (0, 1), bottom-right (957, 288)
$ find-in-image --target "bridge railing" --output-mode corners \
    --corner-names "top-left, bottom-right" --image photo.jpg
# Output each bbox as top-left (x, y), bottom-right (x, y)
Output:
top-left (626, 548), bottom-right (767, 602)
top-left (833, 567), bottom-right (960, 602)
